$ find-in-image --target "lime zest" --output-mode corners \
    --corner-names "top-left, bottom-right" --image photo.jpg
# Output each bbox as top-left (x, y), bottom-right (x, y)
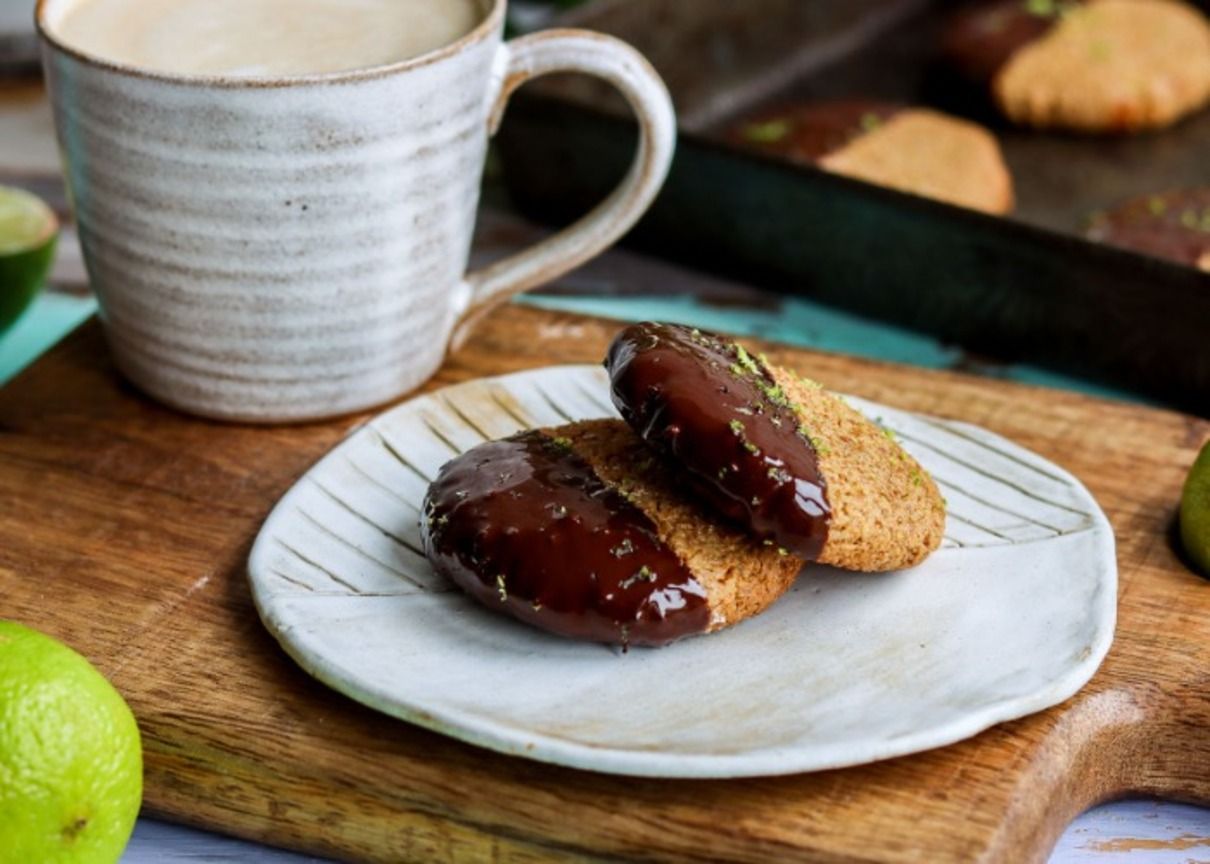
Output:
top-left (742, 119), bottom-right (791, 144)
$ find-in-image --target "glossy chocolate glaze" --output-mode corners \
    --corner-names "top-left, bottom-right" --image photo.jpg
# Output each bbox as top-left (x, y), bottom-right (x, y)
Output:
top-left (1087, 189), bottom-right (1210, 271)
top-left (943, 0), bottom-right (1069, 85)
top-left (606, 322), bottom-right (830, 560)
top-left (730, 101), bottom-right (902, 163)
top-left (421, 430), bottom-right (709, 647)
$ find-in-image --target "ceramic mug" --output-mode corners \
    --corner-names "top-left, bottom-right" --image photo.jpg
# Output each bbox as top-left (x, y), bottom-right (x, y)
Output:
top-left (36, 0), bottom-right (675, 422)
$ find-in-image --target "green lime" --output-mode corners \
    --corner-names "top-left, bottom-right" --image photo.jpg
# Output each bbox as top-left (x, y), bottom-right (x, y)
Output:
top-left (0, 185), bottom-right (58, 333)
top-left (0, 621), bottom-right (142, 864)
top-left (1180, 439), bottom-right (1210, 578)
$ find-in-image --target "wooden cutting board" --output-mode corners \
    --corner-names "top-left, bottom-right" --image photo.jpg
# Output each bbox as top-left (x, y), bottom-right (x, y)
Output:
top-left (0, 304), bottom-right (1207, 864)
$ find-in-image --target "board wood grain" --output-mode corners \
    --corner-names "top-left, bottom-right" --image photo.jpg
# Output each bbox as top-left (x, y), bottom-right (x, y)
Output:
top-left (0, 305), bottom-right (1207, 864)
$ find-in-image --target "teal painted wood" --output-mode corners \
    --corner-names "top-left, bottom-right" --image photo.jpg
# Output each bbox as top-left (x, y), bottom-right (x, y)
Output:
top-left (518, 294), bottom-right (1153, 404)
top-left (0, 291), bottom-right (95, 384)
top-left (0, 290), bottom-right (1153, 409)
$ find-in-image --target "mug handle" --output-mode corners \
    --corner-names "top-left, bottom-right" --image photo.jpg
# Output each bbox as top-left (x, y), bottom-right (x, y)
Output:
top-left (450, 29), bottom-right (676, 348)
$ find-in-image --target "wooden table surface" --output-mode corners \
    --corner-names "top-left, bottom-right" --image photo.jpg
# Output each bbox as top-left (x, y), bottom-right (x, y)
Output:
top-left (1, 300), bottom-right (1208, 862)
top-left (4, 241), bottom-right (1209, 864)
top-left (2, 70), bottom-right (1209, 864)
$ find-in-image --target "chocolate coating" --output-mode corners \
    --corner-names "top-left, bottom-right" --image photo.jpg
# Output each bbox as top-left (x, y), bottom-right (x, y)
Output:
top-left (729, 101), bottom-right (902, 163)
top-left (421, 430), bottom-right (709, 647)
top-left (606, 322), bottom-right (830, 560)
top-left (943, 0), bottom-right (1069, 85)
top-left (1087, 189), bottom-right (1210, 271)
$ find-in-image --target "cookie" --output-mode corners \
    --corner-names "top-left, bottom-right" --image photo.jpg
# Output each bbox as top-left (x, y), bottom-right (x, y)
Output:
top-left (943, 0), bottom-right (1055, 88)
top-left (729, 101), bottom-right (1014, 214)
top-left (729, 101), bottom-right (903, 163)
top-left (1087, 189), bottom-right (1210, 270)
top-left (421, 422), bottom-right (802, 648)
top-left (946, 0), bottom-right (1210, 132)
top-left (766, 363), bottom-right (948, 573)
top-left (606, 322), bottom-right (946, 573)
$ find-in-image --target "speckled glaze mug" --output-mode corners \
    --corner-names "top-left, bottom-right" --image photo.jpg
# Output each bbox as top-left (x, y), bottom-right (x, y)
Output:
top-left (36, 0), bottom-right (675, 422)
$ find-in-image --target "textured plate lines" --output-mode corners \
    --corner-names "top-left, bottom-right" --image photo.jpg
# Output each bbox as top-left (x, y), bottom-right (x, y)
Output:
top-left (249, 365), bottom-right (1116, 777)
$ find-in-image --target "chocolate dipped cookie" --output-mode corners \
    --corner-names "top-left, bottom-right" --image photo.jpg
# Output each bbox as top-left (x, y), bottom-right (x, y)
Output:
top-left (729, 100), bottom-right (1014, 214)
top-left (945, 0), bottom-right (1210, 132)
top-left (1087, 188), bottom-right (1210, 271)
top-left (607, 323), bottom-right (946, 573)
top-left (421, 422), bottom-right (802, 648)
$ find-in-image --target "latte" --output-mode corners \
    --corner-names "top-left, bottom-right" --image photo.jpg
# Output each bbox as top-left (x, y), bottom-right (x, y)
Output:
top-left (50, 0), bottom-right (485, 77)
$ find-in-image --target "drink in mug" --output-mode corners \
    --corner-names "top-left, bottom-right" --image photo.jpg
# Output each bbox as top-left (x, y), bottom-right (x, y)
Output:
top-left (53, 0), bottom-right (484, 77)
top-left (37, 0), bottom-right (675, 422)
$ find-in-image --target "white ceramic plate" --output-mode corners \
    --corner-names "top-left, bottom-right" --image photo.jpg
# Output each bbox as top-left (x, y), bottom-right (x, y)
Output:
top-left (249, 364), bottom-right (1116, 778)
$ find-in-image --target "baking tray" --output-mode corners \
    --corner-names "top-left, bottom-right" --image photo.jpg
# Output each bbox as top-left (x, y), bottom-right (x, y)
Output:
top-left (498, 0), bottom-right (1210, 415)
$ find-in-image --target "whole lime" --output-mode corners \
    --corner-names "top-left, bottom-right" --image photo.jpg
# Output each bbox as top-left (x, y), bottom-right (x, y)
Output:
top-left (0, 621), bottom-right (142, 863)
top-left (1181, 440), bottom-right (1210, 578)
top-left (0, 185), bottom-right (58, 334)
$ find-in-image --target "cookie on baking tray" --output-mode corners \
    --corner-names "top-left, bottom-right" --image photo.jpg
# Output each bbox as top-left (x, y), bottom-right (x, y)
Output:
top-left (1086, 188), bottom-right (1210, 270)
top-left (944, 0), bottom-right (1210, 132)
top-left (729, 100), bottom-right (1014, 214)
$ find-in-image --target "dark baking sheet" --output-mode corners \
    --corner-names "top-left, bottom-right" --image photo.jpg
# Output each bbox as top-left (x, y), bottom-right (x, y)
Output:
top-left (498, 0), bottom-right (1210, 414)
top-left (731, 0), bottom-right (1210, 235)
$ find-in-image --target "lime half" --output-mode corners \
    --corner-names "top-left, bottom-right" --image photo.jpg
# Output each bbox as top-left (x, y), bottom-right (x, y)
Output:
top-left (1180, 439), bottom-right (1210, 578)
top-left (0, 185), bottom-right (58, 334)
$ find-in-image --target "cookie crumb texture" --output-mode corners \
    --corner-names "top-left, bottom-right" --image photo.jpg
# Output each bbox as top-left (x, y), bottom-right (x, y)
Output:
top-left (768, 367), bottom-right (947, 572)
top-left (818, 109), bottom-right (1014, 214)
top-left (995, 0), bottom-right (1210, 131)
top-left (421, 424), bottom-right (799, 647)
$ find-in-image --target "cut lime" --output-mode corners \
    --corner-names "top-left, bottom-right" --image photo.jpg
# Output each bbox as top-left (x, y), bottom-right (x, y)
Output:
top-left (0, 185), bottom-right (58, 334)
top-left (1180, 439), bottom-right (1210, 578)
